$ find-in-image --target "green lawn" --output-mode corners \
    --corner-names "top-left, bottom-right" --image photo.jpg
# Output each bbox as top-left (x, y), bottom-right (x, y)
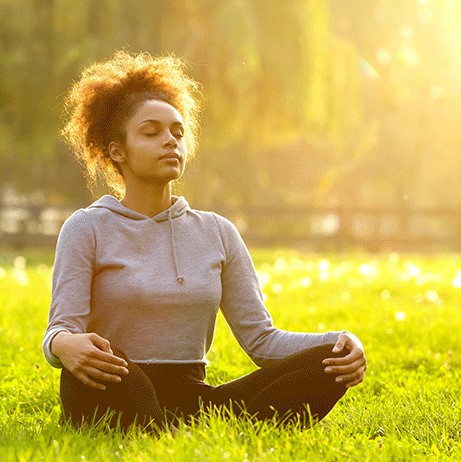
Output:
top-left (0, 249), bottom-right (460, 461)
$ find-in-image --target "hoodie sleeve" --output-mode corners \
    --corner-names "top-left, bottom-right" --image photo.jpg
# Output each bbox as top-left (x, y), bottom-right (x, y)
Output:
top-left (214, 215), bottom-right (343, 368)
top-left (42, 210), bottom-right (96, 368)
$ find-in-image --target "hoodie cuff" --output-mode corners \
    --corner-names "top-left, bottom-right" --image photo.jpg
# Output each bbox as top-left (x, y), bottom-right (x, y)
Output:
top-left (43, 329), bottom-right (69, 368)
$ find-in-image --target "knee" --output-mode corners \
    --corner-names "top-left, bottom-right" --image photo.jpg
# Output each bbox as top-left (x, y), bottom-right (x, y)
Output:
top-left (288, 344), bottom-right (349, 386)
top-left (320, 342), bottom-right (348, 359)
top-left (295, 343), bottom-right (346, 364)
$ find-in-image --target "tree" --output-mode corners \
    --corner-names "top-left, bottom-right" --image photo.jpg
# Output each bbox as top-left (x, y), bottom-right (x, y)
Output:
top-left (328, 0), bottom-right (461, 207)
top-left (0, 0), bottom-right (365, 208)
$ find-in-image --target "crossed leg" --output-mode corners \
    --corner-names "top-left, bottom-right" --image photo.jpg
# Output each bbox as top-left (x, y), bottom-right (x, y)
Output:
top-left (205, 343), bottom-right (347, 425)
top-left (59, 343), bottom-right (347, 432)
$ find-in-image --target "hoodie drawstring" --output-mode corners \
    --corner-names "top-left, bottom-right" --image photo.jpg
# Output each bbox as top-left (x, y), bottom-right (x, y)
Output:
top-left (168, 210), bottom-right (185, 283)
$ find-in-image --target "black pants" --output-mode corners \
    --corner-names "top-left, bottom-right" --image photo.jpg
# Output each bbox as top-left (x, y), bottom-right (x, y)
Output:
top-left (60, 343), bottom-right (347, 432)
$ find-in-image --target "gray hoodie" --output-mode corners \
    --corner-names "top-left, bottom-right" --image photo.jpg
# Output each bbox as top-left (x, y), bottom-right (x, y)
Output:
top-left (43, 195), bottom-right (341, 369)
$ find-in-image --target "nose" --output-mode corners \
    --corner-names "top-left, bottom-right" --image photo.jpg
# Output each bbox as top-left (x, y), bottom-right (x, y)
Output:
top-left (162, 132), bottom-right (178, 148)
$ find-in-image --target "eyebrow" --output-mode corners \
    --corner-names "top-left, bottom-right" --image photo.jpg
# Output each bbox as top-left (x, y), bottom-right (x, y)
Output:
top-left (139, 119), bottom-right (184, 128)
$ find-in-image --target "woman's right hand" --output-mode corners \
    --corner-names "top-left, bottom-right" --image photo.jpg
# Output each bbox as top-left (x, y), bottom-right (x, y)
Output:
top-left (51, 332), bottom-right (129, 390)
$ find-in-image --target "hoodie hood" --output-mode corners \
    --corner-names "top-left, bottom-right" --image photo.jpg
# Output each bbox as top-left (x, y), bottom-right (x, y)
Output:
top-left (89, 195), bottom-right (190, 222)
top-left (89, 194), bottom-right (189, 283)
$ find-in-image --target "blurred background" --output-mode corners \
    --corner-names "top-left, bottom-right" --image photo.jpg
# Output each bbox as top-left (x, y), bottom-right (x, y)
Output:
top-left (1, 0), bottom-right (461, 251)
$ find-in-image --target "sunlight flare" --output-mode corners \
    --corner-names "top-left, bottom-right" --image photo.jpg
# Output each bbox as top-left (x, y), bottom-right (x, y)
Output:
top-left (394, 311), bottom-right (406, 321)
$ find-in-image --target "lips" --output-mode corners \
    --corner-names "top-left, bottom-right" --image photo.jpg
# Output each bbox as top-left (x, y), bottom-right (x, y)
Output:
top-left (159, 153), bottom-right (181, 161)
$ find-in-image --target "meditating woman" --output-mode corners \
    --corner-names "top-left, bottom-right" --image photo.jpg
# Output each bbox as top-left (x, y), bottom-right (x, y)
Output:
top-left (43, 51), bottom-right (366, 433)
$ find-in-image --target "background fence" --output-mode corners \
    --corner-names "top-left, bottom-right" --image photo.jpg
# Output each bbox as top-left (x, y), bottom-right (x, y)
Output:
top-left (217, 205), bottom-right (461, 252)
top-left (2, 203), bottom-right (461, 252)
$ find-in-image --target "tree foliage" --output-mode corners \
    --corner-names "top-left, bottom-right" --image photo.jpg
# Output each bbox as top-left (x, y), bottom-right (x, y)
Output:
top-left (0, 0), bottom-right (364, 204)
top-left (1, 0), bottom-right (460, 209)
top-left (329, 0), bottom-right (461, 206)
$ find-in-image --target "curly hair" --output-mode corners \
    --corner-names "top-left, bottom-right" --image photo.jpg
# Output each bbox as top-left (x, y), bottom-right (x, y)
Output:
top-left (61, 51), bottom-right (202, 197)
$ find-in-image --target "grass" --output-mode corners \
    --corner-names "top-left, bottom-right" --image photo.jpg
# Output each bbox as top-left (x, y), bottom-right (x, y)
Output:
top-left (0, 248), bottom-right (460, 461)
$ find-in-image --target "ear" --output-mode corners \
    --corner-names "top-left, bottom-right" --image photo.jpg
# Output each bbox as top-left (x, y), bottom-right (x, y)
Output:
top-left (108, 141), bottom-right (126, 164)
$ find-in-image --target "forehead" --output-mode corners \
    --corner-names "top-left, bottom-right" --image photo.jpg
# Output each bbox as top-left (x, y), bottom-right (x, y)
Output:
top-left (130, 99), bottom-right (184, 125)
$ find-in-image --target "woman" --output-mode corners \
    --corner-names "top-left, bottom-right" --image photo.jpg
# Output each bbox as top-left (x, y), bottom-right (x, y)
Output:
top-left (43, 51), bottom-right (366, 433)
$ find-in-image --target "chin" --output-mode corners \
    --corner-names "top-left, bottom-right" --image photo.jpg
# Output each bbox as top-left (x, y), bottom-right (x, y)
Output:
top-left (141, 173), bottom-right (184, 184)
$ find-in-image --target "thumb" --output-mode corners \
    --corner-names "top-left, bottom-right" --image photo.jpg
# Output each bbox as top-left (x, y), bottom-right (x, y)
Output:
top-left (90, 333), bottom-right (113, 354)
top-left (332, 336), bottom-right (346, 353)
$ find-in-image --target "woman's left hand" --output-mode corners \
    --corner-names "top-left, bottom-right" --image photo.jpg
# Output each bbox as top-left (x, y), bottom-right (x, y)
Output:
top-left (322, 332), bottom-right (366, 388)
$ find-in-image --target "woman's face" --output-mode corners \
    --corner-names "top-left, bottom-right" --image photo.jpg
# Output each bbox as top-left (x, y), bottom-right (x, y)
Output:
top-left (112, 99), bottom-right (187, 185)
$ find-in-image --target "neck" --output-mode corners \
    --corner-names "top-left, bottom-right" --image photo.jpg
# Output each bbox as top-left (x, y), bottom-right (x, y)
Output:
top-left (121, 181), bottom-right (173, 217)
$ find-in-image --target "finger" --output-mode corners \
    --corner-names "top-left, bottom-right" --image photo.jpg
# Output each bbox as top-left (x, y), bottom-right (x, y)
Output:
top-left (331, 337), bottom-right (347, 353)
top-left (322, 354), bottom-right (366, 367)
top-left (85, 366), bottom-right (125, 384)
top-left (75, 371), bottom-right (107, 390)
top-left (335, 368), bottom-right (363, 383)
top-left (72, 364), bottom-right (124, 384)
top-left (73, 361), bottom-right (126, 387)
top-left (90, 349), bottom-right (129, 368)
top-left (72, 356), bottom-right (129, 382)
top-left (335, 364), bottom-right (367, 385)
top-left (345, 376), bottom-right (365, 388)
top-left (344, 368), bottom-right (366, 388)
top-left (89, 357), bottom-right (129, 376)
top-left (89, 333), bottom-right (113, 354)
top-left (324, 356), bottom-right (366, 374)
top-left (323, 349), bottom-right (365, 366)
